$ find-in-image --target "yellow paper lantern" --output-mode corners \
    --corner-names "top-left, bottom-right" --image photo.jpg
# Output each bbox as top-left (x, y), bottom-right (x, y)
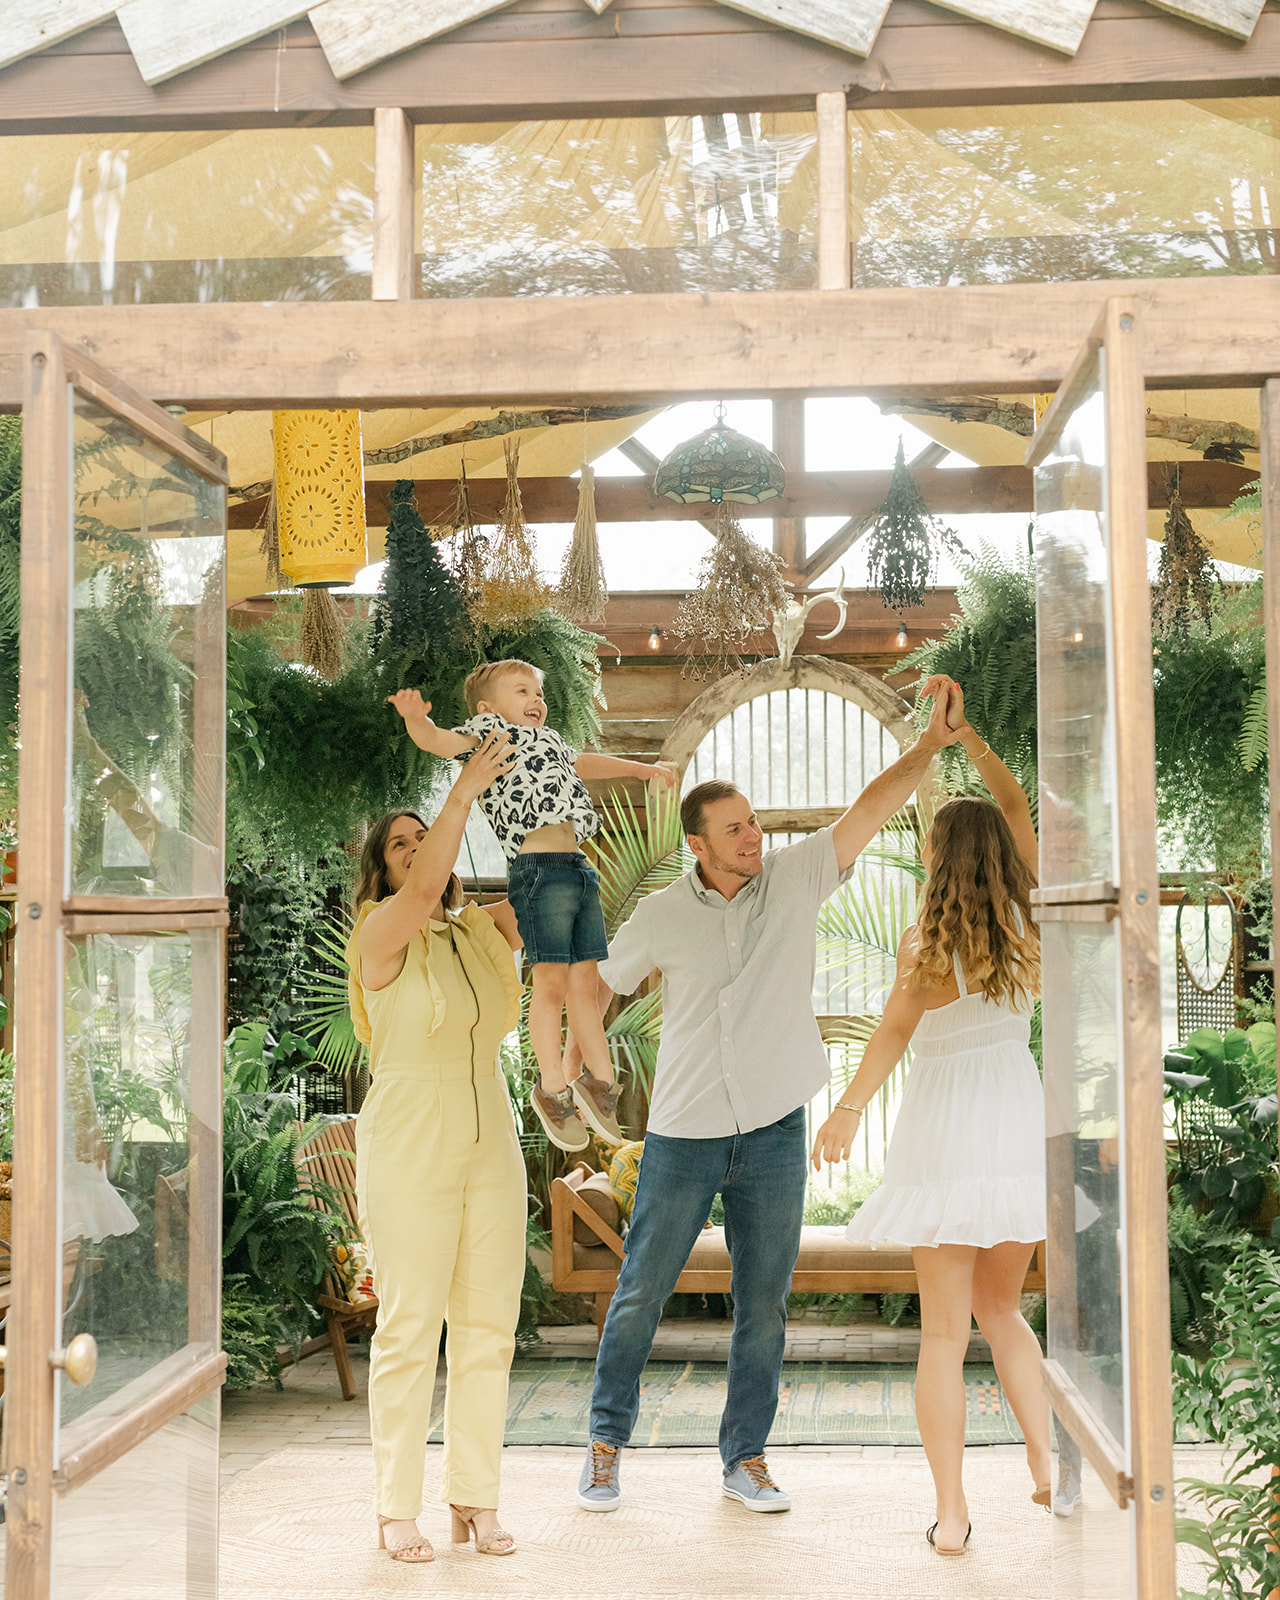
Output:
top-left (272, 410), bottom-right (367, 587)
top-left (1033, 392), bottom-right (1055, 426)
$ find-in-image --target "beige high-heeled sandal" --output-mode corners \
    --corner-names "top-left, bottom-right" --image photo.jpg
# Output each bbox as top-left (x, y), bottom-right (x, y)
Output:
top-left (450, 1504), bottom-right (516, 1556)
top-left (377, 1515), bottom-right (434, 1562)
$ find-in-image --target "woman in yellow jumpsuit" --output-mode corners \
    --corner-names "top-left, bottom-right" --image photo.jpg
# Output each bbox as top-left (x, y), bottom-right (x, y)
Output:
top-left (348, 729), bottom-right (528, 1562)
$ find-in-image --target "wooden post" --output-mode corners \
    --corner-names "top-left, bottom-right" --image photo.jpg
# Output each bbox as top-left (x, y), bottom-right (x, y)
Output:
top-left (8, 330), bottom-right (74, 1597)
top-left (772, 395), bottom-right (805, 582)
top-left (1261, 381), bottom-right (1280, 1125)
top-left (372, 107), bottom-right (415, 302)
top-left (815, 91), bottom-right (850, 291)
top-left (1104, 298), bottom-right (1177, 1600)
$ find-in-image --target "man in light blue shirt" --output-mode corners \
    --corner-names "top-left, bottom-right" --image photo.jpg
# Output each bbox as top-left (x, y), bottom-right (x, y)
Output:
top-left (575, 677), bottom-right (962, 1514)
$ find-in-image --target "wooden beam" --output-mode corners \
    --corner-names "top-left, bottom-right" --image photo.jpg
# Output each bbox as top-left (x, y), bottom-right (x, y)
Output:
top-left (816, 88), bottom-right (851, 291)
top-left (6, 5), bottom-right (1280, 131)
top-left (3, 278), bottom-right (1279, 410)
top-left (372, 107), bottom-right (415, 303)
top-left (772, 396), bottom-right (806, 580)
top-left (229, 459), bottom-right (1253, 529)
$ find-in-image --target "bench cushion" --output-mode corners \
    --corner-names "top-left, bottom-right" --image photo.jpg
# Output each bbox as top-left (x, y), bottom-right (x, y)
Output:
top-left (570, 1223), bottom-right (916, 1277)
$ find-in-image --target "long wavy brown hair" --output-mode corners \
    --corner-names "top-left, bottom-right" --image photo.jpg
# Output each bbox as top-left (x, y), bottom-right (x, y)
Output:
top-left (354, 811), bottom-right (463, 913)
top-left (909, 797), bottom-right (1039, 1009)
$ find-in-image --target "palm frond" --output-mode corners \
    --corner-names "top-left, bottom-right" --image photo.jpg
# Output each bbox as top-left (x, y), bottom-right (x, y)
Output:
top-left (292, 916), bottom-right (367, 1077)
top-left (589, 783), bottom-right (689, 938)
top-left (605, 988), bottom-right (662, 1098)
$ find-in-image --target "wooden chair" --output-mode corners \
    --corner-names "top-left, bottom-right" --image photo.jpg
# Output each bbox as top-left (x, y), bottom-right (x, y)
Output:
top-left (294, 1116), bottom-right (377, 1401)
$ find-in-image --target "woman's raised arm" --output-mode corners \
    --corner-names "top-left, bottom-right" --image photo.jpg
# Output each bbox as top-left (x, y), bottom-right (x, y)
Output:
top-left (947, 684), bottom-right (1037, 877)
top-left (361, 730), bottom-right (516, 984)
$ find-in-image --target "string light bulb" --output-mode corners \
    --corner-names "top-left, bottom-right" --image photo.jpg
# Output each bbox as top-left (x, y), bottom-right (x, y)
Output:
top-left (895, 624), bottom-right (909, 649)
top-left (649, 626), bottom-right (663, 650)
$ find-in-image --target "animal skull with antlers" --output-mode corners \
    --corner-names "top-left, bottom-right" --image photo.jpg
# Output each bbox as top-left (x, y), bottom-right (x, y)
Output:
top-left (769, 571), bottom-right (848, 667)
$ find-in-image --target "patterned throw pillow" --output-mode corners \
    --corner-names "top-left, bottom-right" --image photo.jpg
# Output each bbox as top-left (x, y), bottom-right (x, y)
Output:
top-left (608, 1140), bottom-right (644, 1221)
top-left (330, 1239), bottom-right (376, 1305)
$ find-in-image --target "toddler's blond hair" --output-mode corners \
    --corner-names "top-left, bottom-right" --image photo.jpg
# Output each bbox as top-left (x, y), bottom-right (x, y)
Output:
top-left (462, 658), bottom-right (545, 715)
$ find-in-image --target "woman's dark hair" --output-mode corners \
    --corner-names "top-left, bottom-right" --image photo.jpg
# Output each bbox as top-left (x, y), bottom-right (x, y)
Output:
top-left (355, 811), bottom-right (464, 913)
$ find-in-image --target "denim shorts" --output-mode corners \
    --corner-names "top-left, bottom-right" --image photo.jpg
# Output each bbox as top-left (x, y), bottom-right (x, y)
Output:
top-left (507, 851), bottom-right (609, 966)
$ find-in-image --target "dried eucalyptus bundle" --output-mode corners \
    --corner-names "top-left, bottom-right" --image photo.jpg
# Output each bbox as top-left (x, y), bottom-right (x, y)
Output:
top-left (435, 462), bottom-right (486, 603)
top-left (866, 440), bottom-right (961, 612)
top-left (256, 477), bottom-right (285, 591)
top-left (472, 436), bottom-right (549, 628)
top-left (675, 509), bottom-right (790, 679)
top-left (300, 585), bottom-right (344, 680)
top-left (1152, 481), bottom-right (1215, 642)
top-left (556, 464), bottom-right (608, 623)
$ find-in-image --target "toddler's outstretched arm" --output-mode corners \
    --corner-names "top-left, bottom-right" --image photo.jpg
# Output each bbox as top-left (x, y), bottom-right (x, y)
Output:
top-left (575, 752), bottom-right (677, 789)
top-left (388, 688), bottom-right (478, 759)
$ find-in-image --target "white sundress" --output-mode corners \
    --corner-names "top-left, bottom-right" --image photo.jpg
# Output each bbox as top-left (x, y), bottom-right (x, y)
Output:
top-left (845, 950), bottom-right (1046, 1250)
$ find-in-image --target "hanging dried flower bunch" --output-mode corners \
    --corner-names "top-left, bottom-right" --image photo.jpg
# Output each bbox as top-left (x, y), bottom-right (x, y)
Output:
top-left (300, 586), bottom-right (345, 680)
top-left (866, 440), bottom-right (961, 613)
top-left (434, 461), bottom-right (487, 605)
top-left (1151, 476), bottom-right (1215, 642)
top-left (256, 478), bottom-right (285, 591)
top-left (556, 463), bottom-right (608, 623)
top-left (472, 436), bottom-right (550, 629)
top-left (675, 508), bottom-right (790, 679)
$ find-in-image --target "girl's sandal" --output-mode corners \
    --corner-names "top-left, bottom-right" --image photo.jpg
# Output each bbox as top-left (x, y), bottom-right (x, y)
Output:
top-left (377, 1515), bottom-right (435, 1563)
top-left (450, 1504), bottom-right (517, 1556)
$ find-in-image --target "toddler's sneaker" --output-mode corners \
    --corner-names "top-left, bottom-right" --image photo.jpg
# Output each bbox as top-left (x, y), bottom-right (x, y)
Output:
top-left (530, 1084), bottom-right (590, 1152)
top-left (571, 1066), bottom-right (623, 1143)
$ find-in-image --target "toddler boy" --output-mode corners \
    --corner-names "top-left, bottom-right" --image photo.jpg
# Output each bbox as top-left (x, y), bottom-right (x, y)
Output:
top-left (390, 661), bottom-right (675, 1151)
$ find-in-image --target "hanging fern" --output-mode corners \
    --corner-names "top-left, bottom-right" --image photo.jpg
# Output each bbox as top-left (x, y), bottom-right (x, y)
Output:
top-left (1239, 683), bottom-right (1269, 773)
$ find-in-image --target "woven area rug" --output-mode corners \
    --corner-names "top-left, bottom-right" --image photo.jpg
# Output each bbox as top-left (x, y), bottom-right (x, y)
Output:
top-left (427, 1359), bottom-right (1024, 1447)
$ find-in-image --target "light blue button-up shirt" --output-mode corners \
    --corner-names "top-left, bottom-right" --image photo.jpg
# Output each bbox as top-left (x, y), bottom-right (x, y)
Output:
top-left (599, 826), bottom-right (853, 1139)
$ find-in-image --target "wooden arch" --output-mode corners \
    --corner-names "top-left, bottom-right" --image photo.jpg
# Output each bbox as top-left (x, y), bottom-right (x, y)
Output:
top-left (658, 655), bottom-right (914, 778)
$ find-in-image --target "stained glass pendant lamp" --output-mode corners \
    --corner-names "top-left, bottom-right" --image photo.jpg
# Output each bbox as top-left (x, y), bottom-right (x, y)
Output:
top-left (653, 404), bottom-right (786, 505)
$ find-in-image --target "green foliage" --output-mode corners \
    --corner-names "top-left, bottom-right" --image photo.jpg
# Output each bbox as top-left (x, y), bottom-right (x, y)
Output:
top-left (1152, 581), bottom-right (1268, 889)
top-left (1166, 1188), bottom-right (1252, 1351)
top-left (1164, 1024), bottom-right (1277, 1228)
top-left (589, 784), bottom-right (688, 938)
top-left (902, 543), bottom-right (1038, 803)
top-left (227, 861), bottom-right (328, 1029)
top-left (865, 439), bottom-right (962, 613)
top-left (1173, 1249), bottom-right (1280, 1599)
top-left (372, 480), bottom-right (472, 666)
top-left (293, 914), bottom-right (367, 1078)
top-left (1238, 682), bottom-right (1268, 773)
top-left (222, 1274), bottom-right (286, 1390)
top-left (0, 1048), bottom-right (13, 1161)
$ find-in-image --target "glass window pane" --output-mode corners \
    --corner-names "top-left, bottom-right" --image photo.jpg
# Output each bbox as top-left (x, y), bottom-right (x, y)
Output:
top-left (1043, 919), bottom-right (1127, 1457)
top-left (70, 395), bottom-right (224, 899)
top-left (60, 930), bottom-right (221, 1444)
top-left (849, 100), bottom-right (1278, 287)
top-left (0, 130), bottom-right (374, 306)
top-left (1034, 375), bottom-right (1118, 890)
top-left (416, 113), bottom-right (817, 297)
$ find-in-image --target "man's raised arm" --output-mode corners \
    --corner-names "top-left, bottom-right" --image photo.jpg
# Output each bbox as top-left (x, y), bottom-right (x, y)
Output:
top-left (832, 676), bottom-right (962, 874)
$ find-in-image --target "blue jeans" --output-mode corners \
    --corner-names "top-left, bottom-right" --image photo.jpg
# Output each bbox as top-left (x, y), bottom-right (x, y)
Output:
top-left (588, 1107), bottom-right (808, 1472)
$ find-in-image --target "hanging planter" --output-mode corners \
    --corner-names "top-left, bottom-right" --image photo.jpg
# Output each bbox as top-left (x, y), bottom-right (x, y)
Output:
top-left (674, 508), bottom-right (790, 679)
top-left (653, 405), bottom-right (786, 505)
top-left (472, 436), bottom-right (550, 629)
top-left (371, 479), bottom-right (472, 665)
top-left (272, 410), bottom-right (367, 588)
top-left (557, 462), bottom-right (609, 623)
top-left (865, 439), bottom-right (961, 613)
top-left (1152, 474), bottom-right (1216, 642)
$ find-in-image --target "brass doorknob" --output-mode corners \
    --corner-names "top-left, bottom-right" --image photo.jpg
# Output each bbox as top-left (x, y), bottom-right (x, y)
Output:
top-left (50, 1333), bottom-right (97, 1387)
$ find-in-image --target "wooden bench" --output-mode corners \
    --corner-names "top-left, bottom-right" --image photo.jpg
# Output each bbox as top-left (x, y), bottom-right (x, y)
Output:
top-left (550, 1163), bottom-right (1046, 1337)
top-left (290, 1116), bottom-right (377, 1401)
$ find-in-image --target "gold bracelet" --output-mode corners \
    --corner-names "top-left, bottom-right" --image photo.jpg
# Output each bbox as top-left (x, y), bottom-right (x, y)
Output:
top-left (834, 1100), bottom-right (865, 1116)
top-left (971, 739), bottom-right (992, 760)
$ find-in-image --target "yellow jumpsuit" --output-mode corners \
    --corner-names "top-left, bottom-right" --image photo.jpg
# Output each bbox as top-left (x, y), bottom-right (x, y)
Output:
top-left (348, 900), bottom-right (527, 1519)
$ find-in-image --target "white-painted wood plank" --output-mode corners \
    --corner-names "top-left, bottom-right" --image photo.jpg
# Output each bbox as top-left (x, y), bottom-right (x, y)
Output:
top-left (0, 1), bottom-right (118, 73)
top-left (712, 0), bottom-right (892, 58)
top-left (1145, 0), bottom-right (1265, 42)
top-left (308, 0), bottom-right (518, 80)
top-left (923, 0), bottom-right (1095, 56)
top-left (114, 0), bottom-right (312, 85)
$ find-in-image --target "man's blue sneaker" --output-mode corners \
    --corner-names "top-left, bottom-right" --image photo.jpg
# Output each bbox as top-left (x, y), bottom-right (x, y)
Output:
top-left (577, 1439), bottom-right (622, 1511)
top-left (722, 1456), bottom-right (791, 1512)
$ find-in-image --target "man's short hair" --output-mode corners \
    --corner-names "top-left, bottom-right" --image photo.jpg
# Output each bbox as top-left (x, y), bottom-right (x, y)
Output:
top-left (681, 779), bottom-right (742, 839)
top-left (462, 658), bottom-right (544, 715)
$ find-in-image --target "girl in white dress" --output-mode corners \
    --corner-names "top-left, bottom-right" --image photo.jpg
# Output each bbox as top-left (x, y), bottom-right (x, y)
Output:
top-left (812, 683), bottom-right (1049, 1556)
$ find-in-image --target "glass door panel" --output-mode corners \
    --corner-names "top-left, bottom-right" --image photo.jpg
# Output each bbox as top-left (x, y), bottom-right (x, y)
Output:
top-left (11, 332), bottom-right (227, 1600)
top-left (70, 395), bottom-right (224, 902)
